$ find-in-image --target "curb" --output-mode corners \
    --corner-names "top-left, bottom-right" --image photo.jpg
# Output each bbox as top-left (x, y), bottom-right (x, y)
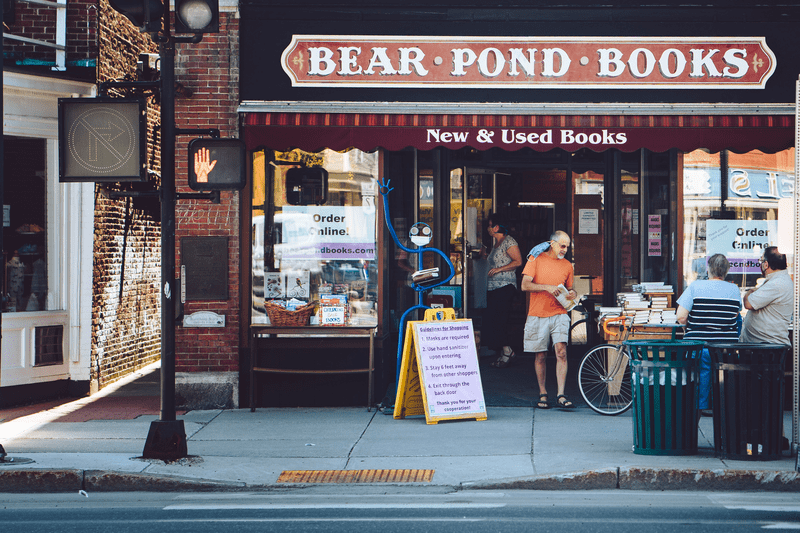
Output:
top-left (84, 471), bottom-right (246, 492)
top-left (0, 469), bottom-right (84, 493)
top-left (461, 468), bottom-right (619, 491)
top-left (2, 467), bottom-right (799, 492)
top-left (0, 469), bottom-right (245, 493)
top-left (620, 467), bottom-right (800, 492)
top-left (462, 467), bottom-right (800, 492)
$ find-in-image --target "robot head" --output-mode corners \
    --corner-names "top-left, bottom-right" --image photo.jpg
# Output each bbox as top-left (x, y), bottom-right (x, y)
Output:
top-left (409, 222), bottom-right (432, 246)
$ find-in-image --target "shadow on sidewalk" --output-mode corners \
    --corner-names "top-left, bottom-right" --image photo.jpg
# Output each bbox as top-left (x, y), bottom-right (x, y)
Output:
top-left (0, 362), bottom-right (183, 424)
top-left (479, 349), bottom-right (586, 407)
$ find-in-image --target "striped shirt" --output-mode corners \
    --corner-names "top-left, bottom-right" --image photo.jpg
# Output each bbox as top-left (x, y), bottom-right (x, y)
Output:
top-left (676, 279), bottom-right (742, 343)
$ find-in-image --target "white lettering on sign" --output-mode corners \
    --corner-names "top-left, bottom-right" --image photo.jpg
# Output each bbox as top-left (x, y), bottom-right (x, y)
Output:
top-left (281, 206), bottom-right (376, 260)
top-left (283, 36), bottom-right (775, 88)
top-left (542, 48), bottom-right (571, 77)
top-left (729, 169), bottom-right (795, 200)
top-left (423, 128), bottom-right (628, 148)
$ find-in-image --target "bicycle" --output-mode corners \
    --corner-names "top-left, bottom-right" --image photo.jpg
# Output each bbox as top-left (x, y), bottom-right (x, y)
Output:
top-left (567, 294), bottom-right (601, 348)
top-left (576, 314), bottom-right (636, 416)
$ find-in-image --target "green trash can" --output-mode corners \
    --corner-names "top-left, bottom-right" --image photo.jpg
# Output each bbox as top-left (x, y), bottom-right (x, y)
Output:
top-left (707, 343), bottom-right (789, 461)
top-left (626, 340), bottom-right (704, 455)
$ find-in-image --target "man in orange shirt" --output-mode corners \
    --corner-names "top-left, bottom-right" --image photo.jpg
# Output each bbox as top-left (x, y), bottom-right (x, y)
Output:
top-left (521, 230), bottom-right (577, 410)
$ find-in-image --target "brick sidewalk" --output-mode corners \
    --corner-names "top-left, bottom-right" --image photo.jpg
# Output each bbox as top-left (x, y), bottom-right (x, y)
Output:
top-left (0, 363), bottom-right (183, 424)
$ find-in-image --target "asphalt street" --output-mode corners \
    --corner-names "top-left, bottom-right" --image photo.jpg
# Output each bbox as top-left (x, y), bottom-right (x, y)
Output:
top-left (2, 490), bottom-right (800, 533)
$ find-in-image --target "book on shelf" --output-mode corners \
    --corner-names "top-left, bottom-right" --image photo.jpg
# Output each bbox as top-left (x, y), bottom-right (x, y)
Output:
top-left (633, 282), bottom-right (674, 294)
top-left (660, 309), bottom-right (678, 324)
top-left (647, 309), bottom-right (663, 324)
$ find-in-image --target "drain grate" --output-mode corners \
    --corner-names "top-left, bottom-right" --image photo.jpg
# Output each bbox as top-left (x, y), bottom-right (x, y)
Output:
top-left (277, 469), bottom-right (435, 484)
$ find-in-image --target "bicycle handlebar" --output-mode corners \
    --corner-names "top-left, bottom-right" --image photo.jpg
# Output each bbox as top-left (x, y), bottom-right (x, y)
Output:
top-left (601, 315), bottom-right (630, 338)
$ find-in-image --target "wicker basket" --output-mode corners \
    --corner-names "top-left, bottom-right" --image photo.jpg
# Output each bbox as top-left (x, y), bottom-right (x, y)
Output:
top-left (265, 301), bottom-right (317, 327)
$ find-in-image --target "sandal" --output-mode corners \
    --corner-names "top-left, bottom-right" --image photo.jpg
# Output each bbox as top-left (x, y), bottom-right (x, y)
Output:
top-left (556, 394), bottom-right (576, 409)
top-left (536, 394), bottom-right (550, 409)
top-left (490, 348), bottom-right (516, 368)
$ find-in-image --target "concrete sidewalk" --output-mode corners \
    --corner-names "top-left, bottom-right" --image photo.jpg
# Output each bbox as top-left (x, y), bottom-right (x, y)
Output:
top-left (0, 362), bottom-right (798, 492)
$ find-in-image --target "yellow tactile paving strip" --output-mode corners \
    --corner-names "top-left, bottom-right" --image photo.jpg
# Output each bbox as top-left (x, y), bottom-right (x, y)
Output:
top-left (276, 469), bottom-right (435, 484)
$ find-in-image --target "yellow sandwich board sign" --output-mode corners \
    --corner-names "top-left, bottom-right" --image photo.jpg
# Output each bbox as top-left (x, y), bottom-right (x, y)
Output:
top-left (394, 308), bottom-right (487, 424)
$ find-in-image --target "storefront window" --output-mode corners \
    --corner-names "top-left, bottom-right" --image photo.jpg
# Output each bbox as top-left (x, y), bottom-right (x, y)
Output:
top-left (572, 164), bottom-right (605, 296)
top-left (251, 148), bottom-right (380, 327)
top-left (641, 150), bottom-right (676, 288)
top-left (3, 137), bottom-right (47, 313)
top-left (618, 153), bottom-right (641, 293)
top-left (682, 148), bottom-right (795, 292)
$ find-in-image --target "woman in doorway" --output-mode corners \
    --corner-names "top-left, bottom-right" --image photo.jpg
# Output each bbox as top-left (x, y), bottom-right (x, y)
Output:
top-left (485, 213), bottom-right (523, 368)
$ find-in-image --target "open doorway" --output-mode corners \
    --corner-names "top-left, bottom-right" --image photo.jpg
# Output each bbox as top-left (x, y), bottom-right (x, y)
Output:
top-left (397, 147), bottom-right (675, 406)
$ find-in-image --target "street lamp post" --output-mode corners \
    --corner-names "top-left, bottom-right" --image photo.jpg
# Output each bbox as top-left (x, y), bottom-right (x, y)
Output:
top-left (102, 0), bottom-right (220, 461)
top-left (141, 25), bottom-right (185, 460)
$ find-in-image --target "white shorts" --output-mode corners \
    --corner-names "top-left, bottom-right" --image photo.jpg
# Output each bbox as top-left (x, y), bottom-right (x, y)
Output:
top-left (523, 314), bottom-right (570, 353)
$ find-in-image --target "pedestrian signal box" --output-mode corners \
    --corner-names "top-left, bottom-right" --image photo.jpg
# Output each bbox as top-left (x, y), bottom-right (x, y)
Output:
top-left (188, 138), bottom-right (246, 191)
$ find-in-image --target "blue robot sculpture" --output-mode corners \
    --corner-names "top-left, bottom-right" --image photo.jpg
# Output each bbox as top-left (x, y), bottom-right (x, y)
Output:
top-left (378, 178), bottom-right (456, 401)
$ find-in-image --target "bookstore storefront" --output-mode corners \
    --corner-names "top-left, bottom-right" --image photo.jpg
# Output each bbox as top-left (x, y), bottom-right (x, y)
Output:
top-left (238, 4), bottom-right (798, 407)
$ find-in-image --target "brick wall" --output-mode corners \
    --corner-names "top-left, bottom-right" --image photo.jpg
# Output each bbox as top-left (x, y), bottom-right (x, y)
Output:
top-left (91, 194), bottom-right (162, 388)
top-left (6, 0), bottom-right (96, 70)
top-left (5, 1), bottom-right (58, 63)
top-left (90, 1), bottom-right (162, 391)
top-left (173, 11), bottom-right (241, 379)
top-left (66, 0), bottom-right (99, 60)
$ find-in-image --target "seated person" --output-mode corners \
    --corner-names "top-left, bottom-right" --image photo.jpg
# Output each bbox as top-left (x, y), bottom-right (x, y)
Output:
top-left (675, 254), bottom-right (742, 413)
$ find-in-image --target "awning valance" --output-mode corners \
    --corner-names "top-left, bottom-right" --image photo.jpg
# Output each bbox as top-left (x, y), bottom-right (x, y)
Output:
top-left (241, 112), bottom-right (794, 154)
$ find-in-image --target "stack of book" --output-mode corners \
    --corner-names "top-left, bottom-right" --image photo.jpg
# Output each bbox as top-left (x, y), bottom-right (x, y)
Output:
top-left (633, 309), bottom-right (650, 324)
top-left (661, 309), bottom-right (678, 324)
top-left (319, 294), bottom-right (349, 326)
top-left (598, 306), bottom-right (623, 322)
top-left (634, 282), bottom-right (674, 294)
top-left (648, 309), bottom-right (663, 324)
top-left (617, 292), bottom-right (650, 309)
top-left (597, 307), bottom-right (638, 324)
top-left (650, 295), bottom-right (670, 309)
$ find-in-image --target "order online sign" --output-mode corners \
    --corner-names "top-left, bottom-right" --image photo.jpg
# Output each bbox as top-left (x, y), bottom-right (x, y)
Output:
top-left (279, 206), bottom-right (376, 260)
top-left (706, 220), bottom-right (777, 274)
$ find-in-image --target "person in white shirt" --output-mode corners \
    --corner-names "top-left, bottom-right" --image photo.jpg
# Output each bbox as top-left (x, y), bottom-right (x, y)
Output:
top-left (740, 246), bottom-right (793, 345)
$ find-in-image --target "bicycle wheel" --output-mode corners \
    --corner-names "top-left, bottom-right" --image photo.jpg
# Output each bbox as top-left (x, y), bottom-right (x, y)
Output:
top-left (577, 344), bottom-right (633, 415)
top-left (568, 318), bottom-right (588, 346)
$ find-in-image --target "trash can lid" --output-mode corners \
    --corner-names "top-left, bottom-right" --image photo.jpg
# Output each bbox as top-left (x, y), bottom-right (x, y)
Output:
top-left (625, 340), bottom-right (705, 361)
top-left (707, 343), bottom-right (790, 364)
top-left (706, 342), bottom-right (791, 350)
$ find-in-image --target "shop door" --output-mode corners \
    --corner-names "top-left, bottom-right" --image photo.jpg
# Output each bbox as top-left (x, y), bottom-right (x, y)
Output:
top-left (571, 162), bottom-right (606, 299)
top-left (445, 168), bottom-right (496, 319)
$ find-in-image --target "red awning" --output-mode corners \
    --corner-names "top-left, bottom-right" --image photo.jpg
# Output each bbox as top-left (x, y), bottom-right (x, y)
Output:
top-left (242, 113), bottom-right (794, 154)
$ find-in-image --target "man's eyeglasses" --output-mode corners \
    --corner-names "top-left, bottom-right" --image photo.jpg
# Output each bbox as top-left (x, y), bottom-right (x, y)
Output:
top-left (759, 258), bottom-right (767, 264)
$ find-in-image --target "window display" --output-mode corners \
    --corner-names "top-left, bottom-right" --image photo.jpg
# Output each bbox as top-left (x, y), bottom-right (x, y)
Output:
top-left (251, 148), bottom-right (380, 327)
top-left (3, 137), bottom-right (47, 313)
top-left (682, 148), bottom-right (795, 292)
